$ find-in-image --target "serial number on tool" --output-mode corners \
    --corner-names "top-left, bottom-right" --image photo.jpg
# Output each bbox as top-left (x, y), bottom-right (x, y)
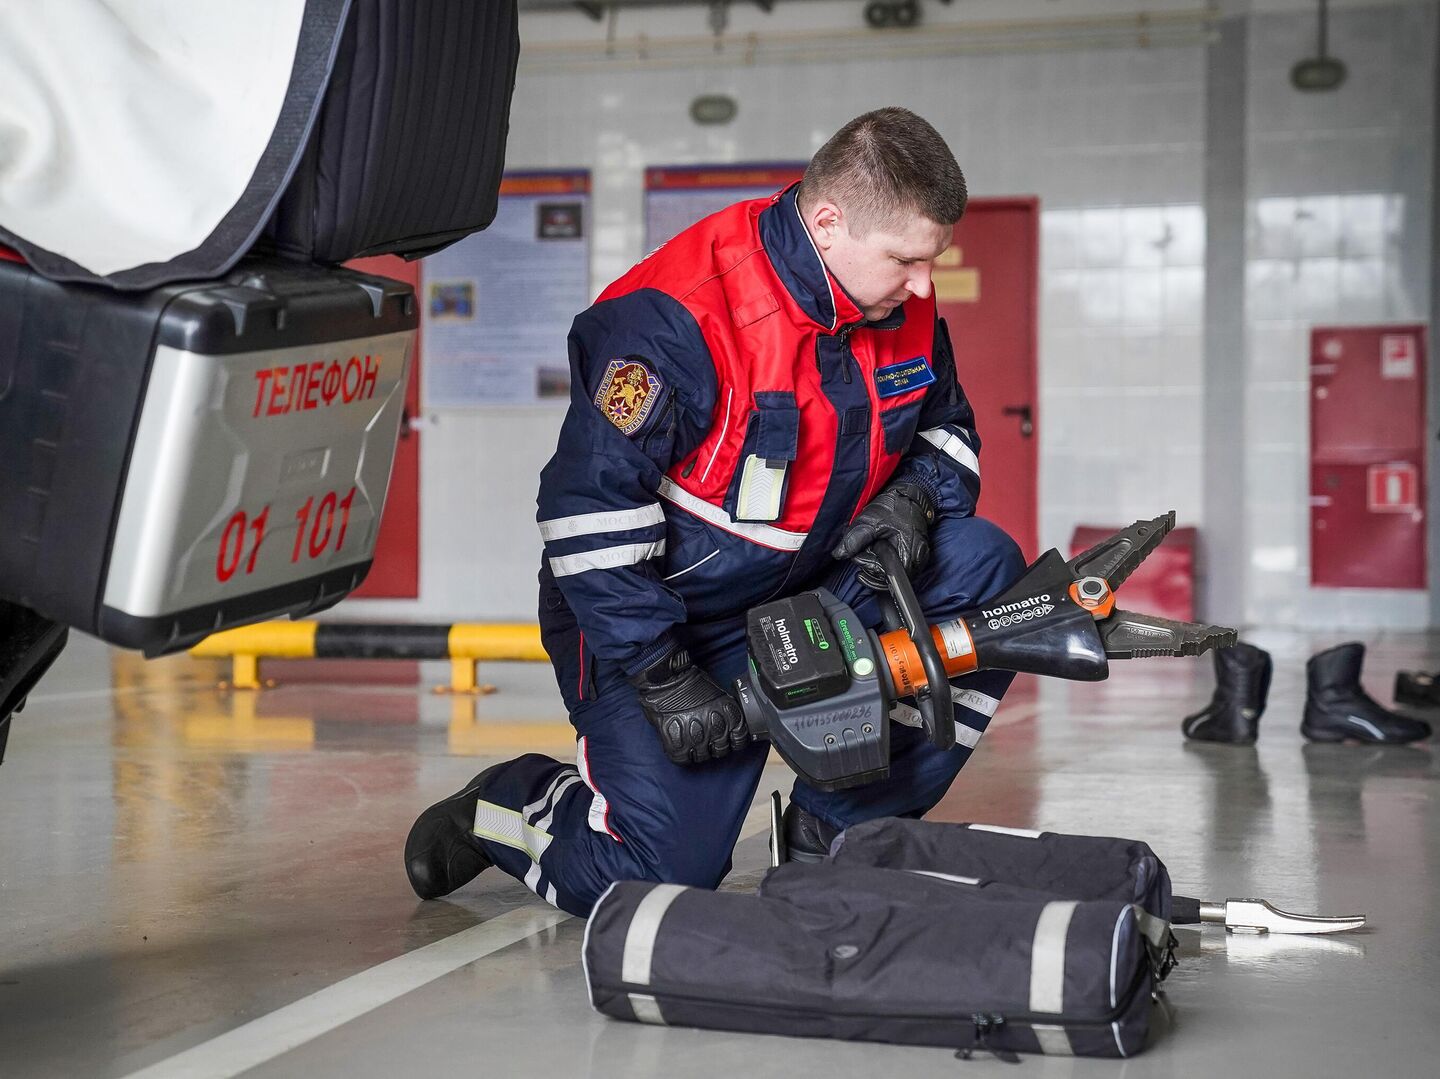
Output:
top-left (214, 486), bottom-right (358, 582)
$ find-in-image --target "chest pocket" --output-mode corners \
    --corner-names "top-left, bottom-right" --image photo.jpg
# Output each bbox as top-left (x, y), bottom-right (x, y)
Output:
top-left (880, 392), bottom-right (927, 455)
top-left (875, 353), bottom-right (935, 455)
top-left (726, 391), bottom-right (800, 522)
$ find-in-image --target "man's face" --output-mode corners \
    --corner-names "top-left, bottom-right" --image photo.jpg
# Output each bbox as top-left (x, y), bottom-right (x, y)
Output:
top-left (807, 202), bottom-right (952, 322)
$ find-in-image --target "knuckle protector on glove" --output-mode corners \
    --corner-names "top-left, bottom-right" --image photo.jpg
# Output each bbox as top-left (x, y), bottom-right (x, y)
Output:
top-left (631, 649), bottom-right (749, 764)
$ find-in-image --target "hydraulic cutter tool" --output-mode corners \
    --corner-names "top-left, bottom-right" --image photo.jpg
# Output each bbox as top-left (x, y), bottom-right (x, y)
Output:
top-left (735, 511), bottom-right (1237, 791)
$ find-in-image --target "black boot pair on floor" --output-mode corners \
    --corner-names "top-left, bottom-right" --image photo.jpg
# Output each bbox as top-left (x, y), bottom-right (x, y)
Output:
top-left (1183, 641), bottom-right (1432, 745)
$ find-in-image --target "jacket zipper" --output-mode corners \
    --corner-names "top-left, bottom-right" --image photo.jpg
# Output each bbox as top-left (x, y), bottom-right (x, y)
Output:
top-left (837, 324), bottom-right (855, 383)
top-left (641, 390), bottom-right (676, 457)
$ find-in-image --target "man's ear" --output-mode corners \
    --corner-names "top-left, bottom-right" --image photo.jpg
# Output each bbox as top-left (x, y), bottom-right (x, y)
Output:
top-left (805, 199), bottom-right (845, 252)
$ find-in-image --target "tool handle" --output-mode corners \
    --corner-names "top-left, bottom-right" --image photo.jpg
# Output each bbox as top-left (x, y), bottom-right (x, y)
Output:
top-left (872, 541), bottom-right (955, 751)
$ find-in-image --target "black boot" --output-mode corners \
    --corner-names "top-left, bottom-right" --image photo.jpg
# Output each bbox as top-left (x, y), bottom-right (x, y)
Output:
top-left (778, 802), bottom-right (839, 863)
top-left (404, 766), bottom-right (499, 899)
top-left (1182, 641), bottom-right (1271, 745)
top-left (1395, 669), bottom-right (1440, 709)
top-left (1301, 642), bottom-right (1431, 744)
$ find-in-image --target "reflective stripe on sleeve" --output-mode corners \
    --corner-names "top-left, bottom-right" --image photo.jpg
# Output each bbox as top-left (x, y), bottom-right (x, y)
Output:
top-left (919, 426), bottom-right (981, 478)
top-left (538, 504), bottom-right (665, 542)
top-left (548, 540), bottom-right (666, 578)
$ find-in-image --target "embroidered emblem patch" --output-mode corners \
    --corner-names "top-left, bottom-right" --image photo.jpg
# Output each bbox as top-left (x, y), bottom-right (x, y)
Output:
top-left (874, 356), bottom-right (935, 398)
top-left (594, 358), bottom-right (662, 435)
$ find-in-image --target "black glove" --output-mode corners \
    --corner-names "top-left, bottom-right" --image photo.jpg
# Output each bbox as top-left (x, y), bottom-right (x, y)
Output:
top-left (831, 479), bottom-right (936, 590)
top-left (628, 648), bottom-right (751, 765)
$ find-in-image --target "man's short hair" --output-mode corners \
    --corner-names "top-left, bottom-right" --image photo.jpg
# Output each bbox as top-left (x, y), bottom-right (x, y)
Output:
top-left (798, 107), bottom-right (967, 235)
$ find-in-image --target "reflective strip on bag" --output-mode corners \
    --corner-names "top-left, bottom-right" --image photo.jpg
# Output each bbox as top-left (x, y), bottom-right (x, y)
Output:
top-left (1033, 1024), bottom-right (1075, 1055)
top-left (1029, 900), bottom-right (1079, 1014)
top-left (622, 883), bottom-right (686, 1025)
top-left (970, 823), bottom-right (1044, 839)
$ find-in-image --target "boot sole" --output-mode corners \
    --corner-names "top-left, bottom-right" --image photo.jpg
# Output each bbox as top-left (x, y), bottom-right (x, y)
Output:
top-left (1299, 723), bottom-right (1429, 745)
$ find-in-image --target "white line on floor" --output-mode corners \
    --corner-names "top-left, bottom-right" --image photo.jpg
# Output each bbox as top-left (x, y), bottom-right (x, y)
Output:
top-left (119, 905), bottom-right (571, 1079)
top-left (120, 812), bottom-right (779, 1079)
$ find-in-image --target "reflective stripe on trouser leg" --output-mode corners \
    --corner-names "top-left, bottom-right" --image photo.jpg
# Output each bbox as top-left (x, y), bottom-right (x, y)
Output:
top-left (890, 682), bottom-right (1003, 748)
top-left (792, 667), bottom-right (1014, 827)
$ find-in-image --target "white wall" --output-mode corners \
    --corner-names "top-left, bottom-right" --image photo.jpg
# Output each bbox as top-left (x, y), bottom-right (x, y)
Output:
top-left (1243, 3), bottom-right (1435, 627)
top-left (340, 0), bottom-right (1436, 629)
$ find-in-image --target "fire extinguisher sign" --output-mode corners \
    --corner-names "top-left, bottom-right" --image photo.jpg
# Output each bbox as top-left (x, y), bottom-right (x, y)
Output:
top-left (1380, 334), bottom-right (1418, 379)
top-left (1367, 463), bottom-right (1419, 513)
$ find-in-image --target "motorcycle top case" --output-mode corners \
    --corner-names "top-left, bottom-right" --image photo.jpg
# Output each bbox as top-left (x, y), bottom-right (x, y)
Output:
top-left (584, 867), bottom-right (1170, 1059)
top-left (0, 255), bottom-right (417, 654)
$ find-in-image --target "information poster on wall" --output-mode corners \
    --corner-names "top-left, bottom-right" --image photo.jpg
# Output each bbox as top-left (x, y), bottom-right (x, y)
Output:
top-left (422, 170), bottom-right (590, 407)
top-left (644, 162), bottom-right (804, 251)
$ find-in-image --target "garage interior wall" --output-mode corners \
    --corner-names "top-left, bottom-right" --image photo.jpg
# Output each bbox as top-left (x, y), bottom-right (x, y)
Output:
top-left (341, 0), bottom-right (1437, 631)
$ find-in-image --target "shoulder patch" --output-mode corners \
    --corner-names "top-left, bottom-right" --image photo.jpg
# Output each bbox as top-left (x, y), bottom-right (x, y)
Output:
top-left (593, 358), bottom-right (663, 435)
top-left (874, 355), bottom-right (936, 398)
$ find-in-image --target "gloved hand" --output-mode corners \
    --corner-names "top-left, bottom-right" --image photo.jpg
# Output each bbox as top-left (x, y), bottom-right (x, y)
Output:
top-left (832, 479), bottom-right (936, 590)
top-left (628, 648), bottom-right (751, 765)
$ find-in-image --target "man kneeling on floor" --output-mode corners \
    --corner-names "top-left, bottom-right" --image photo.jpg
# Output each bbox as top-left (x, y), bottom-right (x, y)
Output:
top-left (403, 108), bottom-right (1025, 916)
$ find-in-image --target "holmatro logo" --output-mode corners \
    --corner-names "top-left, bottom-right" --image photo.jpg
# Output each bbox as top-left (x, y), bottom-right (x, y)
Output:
top-left (982, 594), bottom-right (1054, 631)
top-left (773, 617), bottom-right (801, 669)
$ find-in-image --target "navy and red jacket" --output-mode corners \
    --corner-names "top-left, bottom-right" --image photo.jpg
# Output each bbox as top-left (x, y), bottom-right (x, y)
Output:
top-left (536, 184), bottom-right (983, 675)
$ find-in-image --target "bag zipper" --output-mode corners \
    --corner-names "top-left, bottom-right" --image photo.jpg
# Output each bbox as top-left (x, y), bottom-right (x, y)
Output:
top-left (603, 949), bottom-right (1153, 1038)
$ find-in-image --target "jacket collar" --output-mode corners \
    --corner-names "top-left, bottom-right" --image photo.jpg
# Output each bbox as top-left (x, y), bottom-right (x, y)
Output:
top-left (759, 183), bottom-right (866, 334)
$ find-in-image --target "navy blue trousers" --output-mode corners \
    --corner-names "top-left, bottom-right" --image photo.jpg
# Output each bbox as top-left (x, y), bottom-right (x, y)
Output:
top-left (468, 515), bottom-right (1025, 916)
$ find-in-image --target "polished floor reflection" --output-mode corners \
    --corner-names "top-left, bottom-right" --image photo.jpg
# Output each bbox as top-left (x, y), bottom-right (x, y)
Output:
top-left (1, 630), bottom-right (1436, 1077)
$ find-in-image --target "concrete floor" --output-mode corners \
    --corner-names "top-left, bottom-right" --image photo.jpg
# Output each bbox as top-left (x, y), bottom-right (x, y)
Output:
top-left (1, 629), bottom-right (1436, 1078)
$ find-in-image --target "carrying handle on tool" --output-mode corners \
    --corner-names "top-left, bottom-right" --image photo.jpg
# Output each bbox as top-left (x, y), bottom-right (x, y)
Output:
top-left (872, 541), bottom-right (955, 752)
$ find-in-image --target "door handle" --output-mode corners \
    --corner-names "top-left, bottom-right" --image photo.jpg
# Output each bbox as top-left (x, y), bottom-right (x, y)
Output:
top-left (1002, 404), bottom-right (1034, 439)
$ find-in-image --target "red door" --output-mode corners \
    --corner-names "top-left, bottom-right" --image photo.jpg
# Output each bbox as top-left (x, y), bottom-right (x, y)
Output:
top-left (1310, 325), bottom-right (1427, 589)
top-left (344, 254), bottom-right (421, 597)
top-left (936, 199), bottom-right (1040, 559)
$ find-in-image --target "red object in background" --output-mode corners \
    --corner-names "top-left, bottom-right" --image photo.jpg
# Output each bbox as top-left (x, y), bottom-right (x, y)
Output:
top-left (1069, 524), bottom-right (1196, 622)
top-left (343, 254), bottom-right (421, 597)
top-left (939, 199), bottom-right (1039, 560)
top-left (1367, 463), bottom-right (1419, 513)
top-left (1310, 325), bottom-right (1427, 590)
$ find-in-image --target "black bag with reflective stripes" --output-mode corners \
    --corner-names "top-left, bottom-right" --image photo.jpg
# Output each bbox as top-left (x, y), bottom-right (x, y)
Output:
top-left (585, 823), bottom-right (1175, 1059)
top-left (829, 818), bottom-right (1173, 920)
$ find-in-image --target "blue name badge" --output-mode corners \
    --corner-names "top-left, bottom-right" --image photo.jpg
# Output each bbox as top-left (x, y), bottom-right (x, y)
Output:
top-left (874, 356), bottom-right (936, 398)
